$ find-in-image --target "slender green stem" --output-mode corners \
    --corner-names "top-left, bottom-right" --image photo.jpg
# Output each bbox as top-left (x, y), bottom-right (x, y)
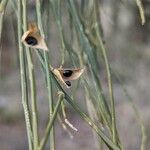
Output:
top-left (17, 0), bottom-right (32, 149)
top-left (95, 25), bottom-right (117, 145)
top-left (0, 0), bottom-right (8, 64)
top-left (0, 0), bottom-right (8, 12)
top-left (49, 0), bottom-right (65, 66)
top-left (61, 100), bottom-right (67, 118)
top-left (0, 10), bottom-right (4, 77)
top-left (36, 0), bottom-right (55, 149)
top-left (136, 0), bottom-right (145, 25)
top-left (84, 86), bottom-right (102, 150)
top-left (38, 92), bottom-right (64, 150)
top-left (76, 30), bottom-right (111, 147)
top-left (22, 0), bottom-right (39, 148)
top-left (0, 4), bottom-right (5, 41)
top-left (91, 1), bottom-right (117, 144)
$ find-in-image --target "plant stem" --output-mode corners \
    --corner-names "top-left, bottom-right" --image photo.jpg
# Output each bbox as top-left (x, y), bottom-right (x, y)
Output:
top-left (49, 0), bottom-right (65, 66)
top-left (17, 0), bottom-right (32, 149)
top-left (0, 10), bottom-right (4, 77)
top-left (91, 1), bottom-right (117, 144)
top-left (0, 0), bottom-right (7, 40)
top-left (22, 0), bottom-right (39, 148)
top-left (38, 92), bottom-right (64, 150)
top-left (0, 0), bottom-right (8, 12)
top-left (136, 0), bottom-right (145, 25)
top-left (95, 26), bottom-right (117, 145)
top-left (36, 0), bottom-right (55, 149)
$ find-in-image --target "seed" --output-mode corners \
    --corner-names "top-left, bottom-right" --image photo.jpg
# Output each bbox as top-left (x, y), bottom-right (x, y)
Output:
top-left (65, 81), bottom-right (71, 87)
top-left (25, 36), bottom-right (38, 46)
top-left (63, 70), bottom-right (73, 77)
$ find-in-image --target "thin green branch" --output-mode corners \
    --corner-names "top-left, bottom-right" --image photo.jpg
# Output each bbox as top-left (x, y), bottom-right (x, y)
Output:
top-left (0, 0), bottom-right (8, 12)
top-left (0, 11), bottom-right (4, 76)
top-left (91, 1), bottom-right (117, 145)
top-left (136, 0), bottom-right (145, 25)
top-left (22, 0), bottom-right (39, 148)
top-left (0, 6), bottom-right (4, 42)
top-left (84, 86), bottom-right (103, 150)
top-left (49, 0), bottom-right (65, 66)
top-left (17, 0), bottom-right (32, 149)
top-left (38, 92), bottom-right (64, 150)
top-left (36, 0), bottom-right (55, 149)
top-left (96, 31), bottom-right (117, 144)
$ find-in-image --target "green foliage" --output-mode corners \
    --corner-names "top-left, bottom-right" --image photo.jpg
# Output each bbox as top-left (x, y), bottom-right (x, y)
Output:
top-left (0, 0), bottom-right (146, 150)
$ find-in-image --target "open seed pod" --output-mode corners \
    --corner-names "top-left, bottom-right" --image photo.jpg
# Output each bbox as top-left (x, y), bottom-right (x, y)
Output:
top-left (21, 23), bottom-right (48, 51)
top-left (52, 68), bottom-right (85, 88)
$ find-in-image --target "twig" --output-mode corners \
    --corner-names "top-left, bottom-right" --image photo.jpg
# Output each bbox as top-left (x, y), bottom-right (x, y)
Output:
top-left (0, 0), bottom-right (8, 12)
top-left (38, 92), bottom-right (64, 150)
top-left (136, 0), bottom-right (145, 25)
top-left (22, 0), bottom-right (39, 148)
top-left (36, 0), bottom-right (55, 149)
top-left (17, 0), bottom-right (33, 149)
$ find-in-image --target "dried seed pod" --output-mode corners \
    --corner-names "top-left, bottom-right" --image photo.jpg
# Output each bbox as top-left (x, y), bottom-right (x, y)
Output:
top-left (58, 68), bottom-right (85, 81)
top-left (52, 67), bottom-right (84, 88)
top-left (21, 23), bottom-right (48, 51)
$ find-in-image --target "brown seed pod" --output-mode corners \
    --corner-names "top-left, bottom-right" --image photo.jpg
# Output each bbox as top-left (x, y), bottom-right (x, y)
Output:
top-left (21, 23), bottom-right (48, 51)
top-left (57, 68), bottom-right (84, 81)
top-left (52, 67), bottom-right (84, 88)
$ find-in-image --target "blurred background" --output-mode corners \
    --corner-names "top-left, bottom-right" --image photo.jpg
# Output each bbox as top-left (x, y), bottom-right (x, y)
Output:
top-left (0, 0), bottom-right (150, 149)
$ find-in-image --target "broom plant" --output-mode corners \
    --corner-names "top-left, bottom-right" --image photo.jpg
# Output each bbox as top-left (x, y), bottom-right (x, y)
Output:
top-left (0, 0), bottom-right (146, 150)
